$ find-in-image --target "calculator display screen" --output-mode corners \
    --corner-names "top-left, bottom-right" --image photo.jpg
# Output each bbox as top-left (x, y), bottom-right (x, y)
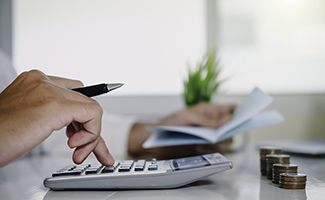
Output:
top-left (172, 156), bottom-right (210, 170)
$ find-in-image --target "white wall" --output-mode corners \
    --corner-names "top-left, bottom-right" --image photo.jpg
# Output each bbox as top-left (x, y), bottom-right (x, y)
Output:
top-left (13, 0), bottom-right (325, 95)
top-left (13, 0), bottom-right (206, 95)
top-left (217, 0), bottom-right (325, 94)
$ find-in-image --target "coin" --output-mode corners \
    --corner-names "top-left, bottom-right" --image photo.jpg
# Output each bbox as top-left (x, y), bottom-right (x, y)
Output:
top-left (272, 164), bottom-right (298, 184)
top-left (266, 154), bottom-right (290, 180)
top-left (279, 183), bottom-right (306, 190)
top-left (273, 164), bottom-right (298, 170)
top-left (260, 146), bottom-right (282, 158)
top-left (279, 173), bottom-right (307, 190)
top-left (259, 146), bottom-right (282, 176)
top-left (280, 173), bottom-right (307, 182)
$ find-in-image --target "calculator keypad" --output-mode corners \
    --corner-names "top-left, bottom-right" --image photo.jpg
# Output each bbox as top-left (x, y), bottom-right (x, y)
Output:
top-left (45, 153), bottom-right (232, 190)
top-left (51, 159), bottom-right (158, 177)
top-left (51, 154), bottom-right (227, 177)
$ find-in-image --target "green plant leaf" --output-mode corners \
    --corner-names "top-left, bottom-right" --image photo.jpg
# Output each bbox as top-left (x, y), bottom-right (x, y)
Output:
top-left (183, 51), bottom-right (223, 106)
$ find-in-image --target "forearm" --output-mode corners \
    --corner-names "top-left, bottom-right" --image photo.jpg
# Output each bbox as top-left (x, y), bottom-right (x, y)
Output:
top-left (0, 107), bottom-right (51, 166)
top-left (127, 121), bottom-right (157, 157)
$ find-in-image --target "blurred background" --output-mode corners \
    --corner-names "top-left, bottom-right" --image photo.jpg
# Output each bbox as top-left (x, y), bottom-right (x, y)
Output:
top-left (1, 0), bottom-right (325, 140)
top-left (0, 0), bottom-right (324, 95)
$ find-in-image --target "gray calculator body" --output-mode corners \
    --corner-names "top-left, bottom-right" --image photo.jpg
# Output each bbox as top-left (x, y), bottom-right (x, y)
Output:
top-left (44, 153), bottom-right (232, 190)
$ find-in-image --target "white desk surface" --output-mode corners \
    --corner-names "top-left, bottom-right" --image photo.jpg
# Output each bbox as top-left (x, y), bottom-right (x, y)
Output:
top-left (1, 142), bottom-right (325, 200)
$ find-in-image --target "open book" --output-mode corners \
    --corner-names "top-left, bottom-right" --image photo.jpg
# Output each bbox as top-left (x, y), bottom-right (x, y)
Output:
top-left (143, 88), bottom-right (284, 148)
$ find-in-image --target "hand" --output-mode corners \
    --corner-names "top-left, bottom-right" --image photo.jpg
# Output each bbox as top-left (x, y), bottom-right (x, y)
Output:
top-left (159, 103), bottom-right (234, 127)
top-left (0, 70), bottom-right (114, 167)
top-left (128, 103), bottom-right (235, 159)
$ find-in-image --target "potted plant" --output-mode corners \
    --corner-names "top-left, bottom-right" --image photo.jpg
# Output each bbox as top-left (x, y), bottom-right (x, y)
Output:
top-left (183, 52), bottom-right (222, 106)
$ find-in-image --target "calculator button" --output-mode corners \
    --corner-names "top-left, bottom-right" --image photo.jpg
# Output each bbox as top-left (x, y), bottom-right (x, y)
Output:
top-left (118, 160), bottom-right (134, 172)
top-left (74, 164), bottom-right (90, 170)
top-left (70, 169), bottom-right (84, 173)
top-left (101, 162), bottom-right (119, 173)
top-left (51, 163), bottom-right (91, 176)
top-left (148, 164), bottom-right (158, 171)
top-left (67, 166), bottom-right (76, 171)
top-left (134, 166), bottom-right (145, 171)
top-left (52, 170), bottom-right (82, 177)
top-left (134, 160), bottom-right (146, 171)
top-left (102, 166), bottom-right (115, 173)
top-left (85, 167), bottom-right (101, 175)
top-left (150, 158), bottom-right (157, 164)
top-left (118, 166), bottom-right (132, 172)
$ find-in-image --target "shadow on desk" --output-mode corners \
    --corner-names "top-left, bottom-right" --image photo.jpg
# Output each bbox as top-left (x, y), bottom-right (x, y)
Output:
top-left (259, 178), bottom-right (307, 200)
top-left (44, 190), bottom-right (118, 200)
top-left (43, 179), bottom-right (232, 200)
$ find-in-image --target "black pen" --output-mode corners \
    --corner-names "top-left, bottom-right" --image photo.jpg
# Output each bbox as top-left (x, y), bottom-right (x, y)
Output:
top-left (72, 83), bottom-right (123, 97)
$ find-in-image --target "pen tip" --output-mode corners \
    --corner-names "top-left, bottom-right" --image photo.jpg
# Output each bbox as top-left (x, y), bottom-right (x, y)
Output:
top-left (106, 83), bottom-right (124, 91)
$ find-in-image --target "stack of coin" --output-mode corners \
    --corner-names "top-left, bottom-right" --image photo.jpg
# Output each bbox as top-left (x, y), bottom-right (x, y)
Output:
top-left (259, 146), bottom-right (282, 176)
top-left (279, 173), bottom-right (307, 189)
top-left (266, 154), bottom-right (290, 180)
top-left (272, 164), bottom-right (298, 184)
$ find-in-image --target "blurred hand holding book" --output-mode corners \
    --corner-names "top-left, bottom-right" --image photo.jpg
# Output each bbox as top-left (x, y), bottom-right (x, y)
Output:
top-left (143, 88), bottom-right (284, 148)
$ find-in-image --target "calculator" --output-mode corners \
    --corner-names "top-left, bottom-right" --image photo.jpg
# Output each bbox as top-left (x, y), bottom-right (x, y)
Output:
top-left (44, 153), bottom-right (232, 190)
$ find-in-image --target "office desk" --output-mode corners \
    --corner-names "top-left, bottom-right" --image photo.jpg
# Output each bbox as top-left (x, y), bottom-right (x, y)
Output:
top-left (1, 141), bottom-right (325, 200)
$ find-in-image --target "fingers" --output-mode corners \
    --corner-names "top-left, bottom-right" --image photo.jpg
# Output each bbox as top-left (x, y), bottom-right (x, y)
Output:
top-left (181, 108), bottom-right (229, 128)
top-left (47, 74), bottom-right (113, 165)
top-left (93, 137), bottom-right (115, 166)
top-left (72, 138), bottom-right (99, 164)
top-left (10, 70), bottom-right (112, 166)
top-left (64, 100), bottom-right (101, 141)
top-left (48, 76), bottom-right (84, 89)
top-left (66, 121), bottom-right (98, 149)
top-left (188, 113), bottom-right (221, 127)
top-left (64, 100), bottom-right (103, 136)
top-left (217, 105), bottom-right (236, 115)
top-left (64, 99), bottom-right (114, 165)
top-left (215, 114), bottom-right (232, 126)
top-left (212, 106), bottom-right (234, 126)
top-left (72, 137), bottom-right (114, 166)
top-left (45, 75), bottom-right (91, 104)
top-left (187, 103), bottom-right (235, 127)
top-left (66, 122), bottom-right (82, 138)
top-left (194, 103), bottom-right (234, 117)
top-left (67, 129), bottom-right (97, 148)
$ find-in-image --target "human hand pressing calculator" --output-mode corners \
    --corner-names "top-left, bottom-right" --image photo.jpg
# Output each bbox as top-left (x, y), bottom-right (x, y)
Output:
top-left (44, 153), bottom-right (232, 190)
